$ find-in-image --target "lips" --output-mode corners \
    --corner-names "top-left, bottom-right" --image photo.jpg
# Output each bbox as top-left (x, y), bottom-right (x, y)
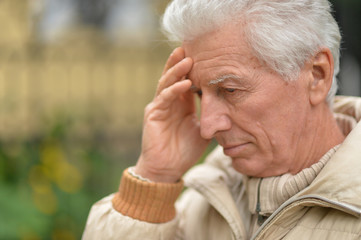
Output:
top-left (222, 143), bottom-right (250, 157)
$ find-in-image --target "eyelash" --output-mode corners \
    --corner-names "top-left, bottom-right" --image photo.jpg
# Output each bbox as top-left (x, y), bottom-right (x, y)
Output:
top-left (223, 88), bottom-right (236, 93)
top-left (193, 88), bottom-right (238, 99)
top-left (218, 87), bottom-right (237, 96)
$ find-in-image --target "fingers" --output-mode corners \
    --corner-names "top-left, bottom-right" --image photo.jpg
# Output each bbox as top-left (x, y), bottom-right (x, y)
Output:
top-left (156, 57), bottom-right (193, 96)
top-left (156, 80), bottom-right (192, 110)
top-left (144, 79), bottom-right (193, 123)
top-left (162, 47), bottom-right (185, 76)
top-left (149, 48), bottom-right (194, 119)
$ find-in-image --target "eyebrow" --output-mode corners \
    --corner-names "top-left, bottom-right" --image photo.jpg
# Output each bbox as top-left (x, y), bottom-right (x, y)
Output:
top-left (190, 74), bottom-right (243, 92)
top-left (208, 74), bottom-right (242, 86)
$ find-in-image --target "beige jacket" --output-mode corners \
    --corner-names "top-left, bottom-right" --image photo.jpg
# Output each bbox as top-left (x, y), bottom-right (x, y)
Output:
top-left (82, 96), bottom-right (361, 240)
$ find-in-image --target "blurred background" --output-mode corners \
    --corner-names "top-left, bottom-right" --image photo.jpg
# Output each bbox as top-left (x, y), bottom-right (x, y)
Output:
top-left (0, 0), bottom-right (360, 239)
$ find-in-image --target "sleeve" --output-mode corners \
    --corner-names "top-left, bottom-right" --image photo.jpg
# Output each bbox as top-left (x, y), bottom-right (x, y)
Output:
top-left (82, 168), bottom-right (184, 240)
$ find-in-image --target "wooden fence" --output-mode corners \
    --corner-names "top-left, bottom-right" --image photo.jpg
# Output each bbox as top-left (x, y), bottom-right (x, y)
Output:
top-left (0, 0), bottom-right (173, 142)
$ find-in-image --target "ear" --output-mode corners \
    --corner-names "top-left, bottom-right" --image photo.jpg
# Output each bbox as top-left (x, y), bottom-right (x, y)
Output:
top-left (308, 48), bottom-right (334, 106)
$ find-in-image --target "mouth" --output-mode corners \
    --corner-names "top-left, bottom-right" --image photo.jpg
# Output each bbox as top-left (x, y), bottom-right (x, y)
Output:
top-left (222, 143), bottom-right (250, 157)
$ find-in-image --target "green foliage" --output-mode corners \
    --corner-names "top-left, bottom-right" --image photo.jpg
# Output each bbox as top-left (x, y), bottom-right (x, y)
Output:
top-left (0, 114), bottom-right (130, 239)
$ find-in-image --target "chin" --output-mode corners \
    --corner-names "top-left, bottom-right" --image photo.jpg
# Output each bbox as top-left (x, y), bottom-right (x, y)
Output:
top-left (231, 158), bottom-right (262, 177)
top-left (231, 157), bottom-right (282, 178)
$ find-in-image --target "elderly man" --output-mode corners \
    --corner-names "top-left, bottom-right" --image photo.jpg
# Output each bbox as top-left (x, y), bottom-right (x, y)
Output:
top-left (82, 0), bottom-right (361, 239)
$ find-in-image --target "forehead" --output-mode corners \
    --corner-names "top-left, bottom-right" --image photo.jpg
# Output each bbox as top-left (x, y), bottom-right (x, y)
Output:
top-left (182, 24), bottom-right (264, 85)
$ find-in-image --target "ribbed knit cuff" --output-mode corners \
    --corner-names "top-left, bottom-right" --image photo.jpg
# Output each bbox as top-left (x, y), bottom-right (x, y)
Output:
top-left (112, 168), bottom-right (184, 223)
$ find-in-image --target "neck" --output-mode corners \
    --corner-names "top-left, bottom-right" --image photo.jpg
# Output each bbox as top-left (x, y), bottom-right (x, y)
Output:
top-left (291, 103), bottom-right (345, 174)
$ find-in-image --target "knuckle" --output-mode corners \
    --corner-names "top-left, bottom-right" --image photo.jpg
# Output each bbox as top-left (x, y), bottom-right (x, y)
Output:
top-left (158, 75), bottom-right (164, 84)
top-left (162, 87), bottom-right (171, 96)
top-left (160, 87), bottom-right (175, 101)
top-left (156, 76), bottom-right (167, 92)
top-left (168, 64), bottom-right (178, 76)
top-left (144, 102), bottom-right (154, 115)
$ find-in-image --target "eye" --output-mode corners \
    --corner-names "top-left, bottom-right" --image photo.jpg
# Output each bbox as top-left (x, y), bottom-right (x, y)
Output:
top-left (224, 88), bottom-right (236, 93)
top-left (219, 88), bottom-right (237, 95)
top-left (217, 87), bottom-right (245, 101)
top-left (196, 90), bottom-right (203, 98)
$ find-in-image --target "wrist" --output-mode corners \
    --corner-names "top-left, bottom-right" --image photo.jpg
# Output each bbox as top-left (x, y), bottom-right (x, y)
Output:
top-left (135, 159), bottom-right (181, 183)
top-left (128, 167), bottom-right (152, 182)
top-left (134, 167), bottom-right (181, 183)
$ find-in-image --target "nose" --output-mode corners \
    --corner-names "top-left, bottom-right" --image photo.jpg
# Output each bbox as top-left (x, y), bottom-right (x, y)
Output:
top-left (199, 95), bottom-right (232, 139)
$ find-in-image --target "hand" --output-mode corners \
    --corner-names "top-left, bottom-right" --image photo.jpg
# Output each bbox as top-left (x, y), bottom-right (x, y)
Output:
top-left (134, 48), bottom-right (210, 183)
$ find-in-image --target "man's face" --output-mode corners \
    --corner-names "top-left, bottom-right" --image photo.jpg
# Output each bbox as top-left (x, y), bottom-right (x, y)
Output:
top-left (183, 24), bottom-right (313, 177)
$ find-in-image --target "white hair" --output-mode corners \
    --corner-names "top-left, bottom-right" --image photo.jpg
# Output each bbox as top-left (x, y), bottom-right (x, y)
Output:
top-left (162, 0), bottom-right (341, 105)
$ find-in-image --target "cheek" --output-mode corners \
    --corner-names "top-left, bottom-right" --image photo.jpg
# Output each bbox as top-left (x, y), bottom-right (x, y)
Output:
top-left (231, 108), bottom-right (276, 157)
top-left (253, 100), bottom-right (309, 162)
top-left (236, 98), bottom-right (299, 153)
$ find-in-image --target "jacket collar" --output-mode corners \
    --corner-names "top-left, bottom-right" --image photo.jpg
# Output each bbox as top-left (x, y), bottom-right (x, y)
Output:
top-left (245, 145), bottom-right (339, 216)
top-left (290, 96), bottom-right (361, 217)
top-left (294, 118), bottom-right (361, 217)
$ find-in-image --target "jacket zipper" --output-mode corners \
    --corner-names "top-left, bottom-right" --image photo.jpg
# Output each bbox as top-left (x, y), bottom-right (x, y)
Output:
top-left (256, 178), bottom-right (266, 226)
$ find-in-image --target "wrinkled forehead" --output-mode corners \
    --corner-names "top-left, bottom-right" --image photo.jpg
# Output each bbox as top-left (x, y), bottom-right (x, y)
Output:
top-left (182, 24), bottom-right (265, 86)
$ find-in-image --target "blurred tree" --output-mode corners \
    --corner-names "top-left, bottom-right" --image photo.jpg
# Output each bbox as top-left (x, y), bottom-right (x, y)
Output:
top-left (31, 0), bottom-right (157, 44)
top-left (331, 0), bottom-right (361, 96)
